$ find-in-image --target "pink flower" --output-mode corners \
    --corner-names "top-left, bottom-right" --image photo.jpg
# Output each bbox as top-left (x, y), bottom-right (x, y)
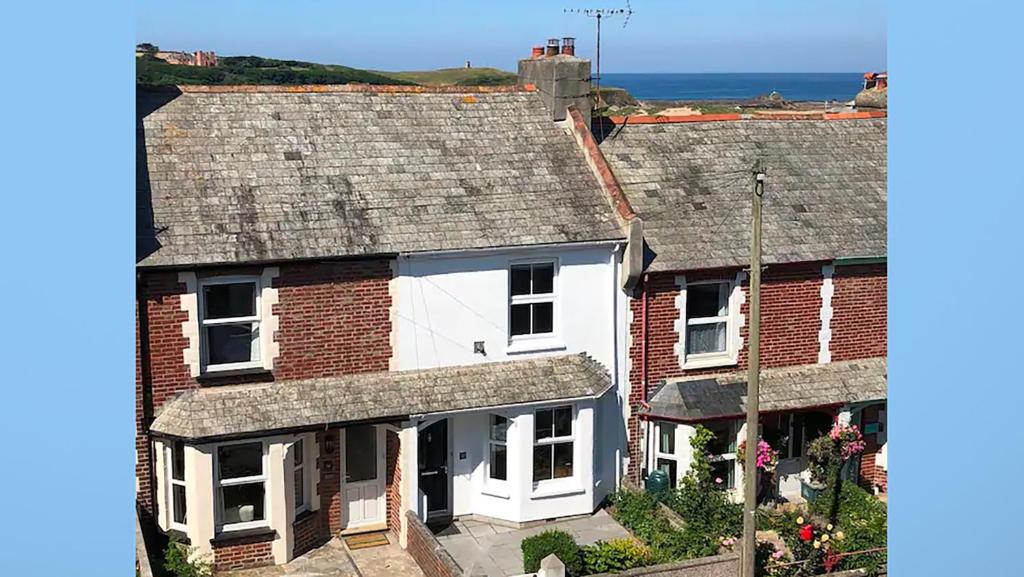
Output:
top-left (772, 550), bottom-right (785, 559)
top-left (715, 477), bottom-right (723, 484)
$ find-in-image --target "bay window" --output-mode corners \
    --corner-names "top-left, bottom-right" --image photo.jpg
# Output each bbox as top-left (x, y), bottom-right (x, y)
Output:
top-left (488, 415), bottom-right (509, 482)
top-left (166, 441), bottom-right (187, 530)
top-left (653, 422), bottom-right (678, 488)
top-left (533, 406), bottom-right (573, 483)
top-left (293, 437), bottom-right (308, 515)
top-left (216, 442), bottom-right (267, 531)
top-left (705, 420), bottom-right (738, 489)
top-left (200, 277), bottom-right (261, 372)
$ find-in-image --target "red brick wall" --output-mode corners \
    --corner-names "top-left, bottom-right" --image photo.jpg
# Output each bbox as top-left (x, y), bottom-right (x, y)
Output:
top-left (831, 264), bottom-right (887, 361)
top-left (136, 272), bottom-right (195, 517)
top-left (405, 511), bottom-right (462, 577)
top-left (273, 260), bottom-right (393, 379)
top-left (386, 429), bottom-right (402, 536)
top-left (319, 429), bottom-right (343, 535)
top-left (213, 539), bottom-right (274, 571)
top-left (626, 262), bottom-right (886, 480)
top-left (135, 259), bottom-right (393, 525)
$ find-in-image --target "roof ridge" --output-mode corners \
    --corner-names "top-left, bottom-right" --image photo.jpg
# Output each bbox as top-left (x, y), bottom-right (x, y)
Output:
top-left (605, 110), bottom-right (886, 125)
top-left (171, 83), bottom-right (538, 94)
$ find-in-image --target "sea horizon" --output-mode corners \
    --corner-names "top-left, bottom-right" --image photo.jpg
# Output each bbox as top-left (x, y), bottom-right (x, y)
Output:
top-left (598, 72), bottom-right (868, 102)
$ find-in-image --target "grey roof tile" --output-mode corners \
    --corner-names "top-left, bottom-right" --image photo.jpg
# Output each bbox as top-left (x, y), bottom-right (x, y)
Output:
top-left (597, 118), bottom-right (887, 272)
top-left (137, 89), bottom-right (625, 268)
top-left (642, 358), bottom-right (886, 421)
top-left (151, 353), bottom-right (612, 441)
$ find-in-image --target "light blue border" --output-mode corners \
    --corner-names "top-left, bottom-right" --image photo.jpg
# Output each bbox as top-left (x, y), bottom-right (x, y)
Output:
top-left (889, 1), bottom-right (1022, 575)
top-left (0, 1), bottom-right (134, 575)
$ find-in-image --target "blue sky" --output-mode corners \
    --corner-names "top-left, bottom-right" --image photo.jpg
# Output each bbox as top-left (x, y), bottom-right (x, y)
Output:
top-left (137, 0), bottom-right (885, 73)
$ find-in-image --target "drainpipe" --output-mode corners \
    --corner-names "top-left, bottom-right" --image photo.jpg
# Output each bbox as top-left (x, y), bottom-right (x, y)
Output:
top-left (638, 273), bottom-right (650, 479)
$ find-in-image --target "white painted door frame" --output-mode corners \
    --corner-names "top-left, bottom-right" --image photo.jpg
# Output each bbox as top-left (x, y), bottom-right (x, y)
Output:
top-left (339, 425), bottom-right (387, 532)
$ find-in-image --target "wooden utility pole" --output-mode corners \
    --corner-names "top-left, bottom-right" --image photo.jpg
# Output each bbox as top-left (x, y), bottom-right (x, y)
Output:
top-left (742, 159), bottom-right (765, 577)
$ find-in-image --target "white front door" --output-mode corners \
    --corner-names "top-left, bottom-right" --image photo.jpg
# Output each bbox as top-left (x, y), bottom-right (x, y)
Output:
top-left (341, 424), bottom-right (386, 531)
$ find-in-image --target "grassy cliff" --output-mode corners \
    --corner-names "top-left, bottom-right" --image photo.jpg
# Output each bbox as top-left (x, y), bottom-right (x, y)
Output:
top-left (380, 67), bottom-right (517, 86)
top-left (136, 55), bottom-right (413, 86)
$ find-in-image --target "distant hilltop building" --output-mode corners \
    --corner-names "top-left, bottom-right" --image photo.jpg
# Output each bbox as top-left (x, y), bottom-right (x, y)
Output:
top-left (855, 71), bottom-right (887, 109)
top-left (135, 43), bottom-right (218, 67)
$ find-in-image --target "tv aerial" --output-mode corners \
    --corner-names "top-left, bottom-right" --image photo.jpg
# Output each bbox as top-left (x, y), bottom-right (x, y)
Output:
top-left (564, 1), bottom-right (634, 107)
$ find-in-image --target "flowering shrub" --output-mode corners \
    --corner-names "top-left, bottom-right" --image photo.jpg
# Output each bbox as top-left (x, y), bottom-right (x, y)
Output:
top-left (829, 423), bottom-right (866, 460)
top-left (737, 438), bottom-right (780, 472)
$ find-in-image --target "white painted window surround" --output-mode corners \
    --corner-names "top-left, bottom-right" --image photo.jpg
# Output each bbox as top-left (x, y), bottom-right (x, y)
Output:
top-left (166, 441), bottom-right (188, 531)
top-left (532, 405), bottom-right (576, 495)
top-left (178, 268), bottom-right (280, 377)
top-left (674, 272), bottom-right (747, 370)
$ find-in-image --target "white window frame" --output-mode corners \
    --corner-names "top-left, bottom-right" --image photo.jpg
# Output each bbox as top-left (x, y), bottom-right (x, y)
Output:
top-left (293, 436), bottom-right (309, 517)
top-left (705, 421), bottom-right (738, 490)
top-left (680, 279), bottom-right (739, 369)
top-left (165, 441), bottom-right (187, 531)
top-left (532, 405), bottom-right (576, 487)
top-left (214, 440), bottom-right (269, 533)
top-left (653, 422), bottom-right (679, 488)
top-left (198, 275), bottom-right (262, 374)
top-left (508, 259), bottom-right (558, 345)
top-left (483, 414), bottom-right (507, 485)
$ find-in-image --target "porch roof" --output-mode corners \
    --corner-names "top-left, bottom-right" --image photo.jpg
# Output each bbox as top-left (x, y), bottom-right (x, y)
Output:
top-left (150, 353), bottom-right (612, 441)
top-left (642, 357), bottom-right (886, 422)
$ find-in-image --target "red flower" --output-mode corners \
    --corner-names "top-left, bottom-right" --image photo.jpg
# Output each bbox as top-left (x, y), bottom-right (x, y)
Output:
top-left (799, 524), bottom-right (814, 542)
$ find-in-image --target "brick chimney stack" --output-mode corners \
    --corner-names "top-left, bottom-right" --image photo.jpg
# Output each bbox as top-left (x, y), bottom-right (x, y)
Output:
top-left (531, 46), bottom-right (544, 59)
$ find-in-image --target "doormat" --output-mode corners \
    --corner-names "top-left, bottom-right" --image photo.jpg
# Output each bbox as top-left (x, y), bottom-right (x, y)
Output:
top-left (343, 531), bottom-right (390, 550)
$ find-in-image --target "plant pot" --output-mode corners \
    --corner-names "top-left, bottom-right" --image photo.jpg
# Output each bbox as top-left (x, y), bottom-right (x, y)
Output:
top-left (801, 480), bottom-right (825, 502)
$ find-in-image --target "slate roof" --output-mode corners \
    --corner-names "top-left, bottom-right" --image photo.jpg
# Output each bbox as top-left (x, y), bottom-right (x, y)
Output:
top-left (596, 117), bottom-right (887, 272)
top-left (151, 353), bottom-right (612, 441)
top-left (642, 358), bottom-right (886, 422)
top-left (137, 86), bottom-right (625, 268)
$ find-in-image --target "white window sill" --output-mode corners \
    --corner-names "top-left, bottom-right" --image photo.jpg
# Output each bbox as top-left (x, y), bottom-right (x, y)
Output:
top-left (199, 363), bottom-right (269, 379)
top-left (681, 354), bottom-right (737, 370)
top-left (530, 481), bottom-right (585, 500)
top-left (506, 338), bottom-right (566, 355)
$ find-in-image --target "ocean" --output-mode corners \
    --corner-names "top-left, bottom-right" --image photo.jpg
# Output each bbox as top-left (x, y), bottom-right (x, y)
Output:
top-left (599, 72), bottom-right (864, 102)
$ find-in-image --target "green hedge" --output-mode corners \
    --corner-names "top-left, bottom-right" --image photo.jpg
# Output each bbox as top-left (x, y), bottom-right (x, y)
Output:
top-left (522, 530), bottom-right (582, 575)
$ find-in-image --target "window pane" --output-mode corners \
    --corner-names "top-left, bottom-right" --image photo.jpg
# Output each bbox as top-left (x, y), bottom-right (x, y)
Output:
top-left (294, 467), bottom-right (305, 509)
top-left (510, 266), bottom-right (532, 296)
top-left (705, 422), bottom-right (735, 456)
top-left (709, 460), bottom-right (735, 489)
top-left (553, 406), bottom-right (572, 438)
top-left (532, 302), bottom-right (554, 334)
top-left (204, 282), bottom-right (256, 319)
top-left (656, 458), bottom-right (678, 488)
top-left (533, 264), bottom-right (554, 294)
top-left (535, 410), bottom-right (553, 441)
top-left (294, 439), bottom-right (304, 466)
top-left (533, 445), bottom-right (552, 482)
top-left (206, 323), bottom-right (256, 365)
top-left (687, 283), bottom-right (726, 319)
top-left (171, 442), bottom-right (185, 481)
top-left (510, 304), bottom-right (531, 336)
top-left (490, 415), bottom-right (508, 442)
top-left (490, 444), bottom-right (507, 481)
top-left (658, 423), bottom-right (676, 454)
top-left (218, 443), bottom-right (263, 480)
top-left (687, 322), bottom-right (727, 354)
top-left (172, 484), bottom-right (187, 525)
top-left (553, 442), bottom-right (573, 478)
top-left (345, 425), bottom-right (378, 483)
top-left (221, 483), bottom-right (265, 524)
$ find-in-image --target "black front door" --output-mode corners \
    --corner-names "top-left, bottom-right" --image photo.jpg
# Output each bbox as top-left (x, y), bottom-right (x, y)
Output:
top-left (418, 419), bottom-right (449, 516)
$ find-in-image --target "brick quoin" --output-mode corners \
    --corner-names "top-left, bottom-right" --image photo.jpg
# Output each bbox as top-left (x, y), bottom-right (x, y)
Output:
top-left (136, 259), bottom-right (394, 539)
top-left (625, 262), bottom-right (887, 481)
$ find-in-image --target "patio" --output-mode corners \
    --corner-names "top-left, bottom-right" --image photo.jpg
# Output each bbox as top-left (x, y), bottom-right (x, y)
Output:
top-left (434, 510), bottom-right (631, 577)
top-left (217, 533), bottom-right (423, 577)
